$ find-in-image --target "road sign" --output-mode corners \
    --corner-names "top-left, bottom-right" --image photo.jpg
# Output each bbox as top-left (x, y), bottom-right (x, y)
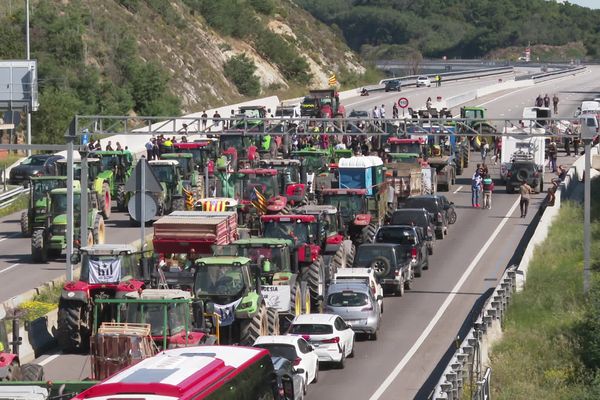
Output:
top-left (128, 193), bottom-right (158, 222)
top-left (398, 97), bottom-right (409, 108)
top-left (124, 158), bottom-right (162, 193)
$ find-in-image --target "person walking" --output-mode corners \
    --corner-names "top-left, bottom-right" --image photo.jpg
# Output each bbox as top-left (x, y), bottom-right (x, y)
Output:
top-left (145, 138), bottom-right (154, 160)
top-left (519, 182), bottom-right (533, 218)
top-left (380, 104), bottom-right (386, 119)
top-left (482, 174), bottom-right (494, 209)
top-left (535, 94), bottom-right (543, 107)
top-left (372, 106), bottom-right (380, 127)
top-left (543, 93), bottom-right (550, 108)
top-left (552, 94), bottom-right (559, 114)
top-left (392, 102), bottom-right (399, 119)
top-left (471, 169), bottom-right (483, 208)
top-left (547, 139), bottom-right (558, 173)
top-left (480, 138), bottom-right (489, 163)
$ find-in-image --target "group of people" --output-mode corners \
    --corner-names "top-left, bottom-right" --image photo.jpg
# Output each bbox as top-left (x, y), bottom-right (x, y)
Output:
top-left (471, 164), bottom-right (494, 209)
top-left (144, 134), bottom-right (188, 160)
top-left (87, 139), bottom-right (127, 152)
top-left (535, 93), bottom-right (560, 114)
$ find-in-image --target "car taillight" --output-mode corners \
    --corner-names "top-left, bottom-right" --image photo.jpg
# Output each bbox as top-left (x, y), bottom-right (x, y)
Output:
top-left (293, 357), bottom-right (302, 366)
top-left (411, 248), bottom-right (417, 260)
top-left (302, 335), bottom-right (311, 341)
top-left (320, 337), bottom-right (340, 344)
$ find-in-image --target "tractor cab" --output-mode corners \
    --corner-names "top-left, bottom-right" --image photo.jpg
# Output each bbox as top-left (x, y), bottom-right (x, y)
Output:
top-left (238, 168), bottom-right (279, 200)
top-left (261, 215), bottom-right (324, 248)
top-left (387, 137), bottom-right (426, 159)
top-left (258, 159), bottom-right (307, 205)
top-left (90, 151), bottom-right (134, 182)
top-left (55, 158), bottom-right (102, 183)
top-left (461, 106), bottom-right (486, 120)
top-left (149, 160), bottom-right (180, 187)
top-left (161, 153), bottom-right (198, 187)
top-left (232, 106), bottom-right (267, 132)
top-left (74, 244), bottom-right (141, 285)
top-left (174, 141), bottom-right (215, 170)
top-left (338, 156), bottom-right (384, 196)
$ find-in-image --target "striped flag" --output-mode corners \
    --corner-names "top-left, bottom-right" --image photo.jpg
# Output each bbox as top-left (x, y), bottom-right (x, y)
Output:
top-left (251, 187), bottom-right (268, 215)
top-left (328, 74), bottom-right (337, 86)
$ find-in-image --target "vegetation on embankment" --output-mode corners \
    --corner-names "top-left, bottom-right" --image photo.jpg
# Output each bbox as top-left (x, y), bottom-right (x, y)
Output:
top-left (490, 178), bottom-right (600, 399)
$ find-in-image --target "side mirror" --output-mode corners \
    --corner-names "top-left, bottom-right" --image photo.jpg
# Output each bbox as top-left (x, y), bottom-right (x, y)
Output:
top-left (70, 252), bottom-right (81, 264)
top-left (295, 368), bottom-right (305, 375)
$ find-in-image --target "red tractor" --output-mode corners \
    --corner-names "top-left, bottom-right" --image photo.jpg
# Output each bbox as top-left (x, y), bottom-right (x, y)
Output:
top-left (258, 159), bottom-right (309, 207)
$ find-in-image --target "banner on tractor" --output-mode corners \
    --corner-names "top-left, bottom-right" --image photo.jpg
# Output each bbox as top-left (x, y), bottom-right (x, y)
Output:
top-left (89, 258), bottom-right (122, 284)
top-left (262, 285), bottom-right (291, 312)
top-left (214, 298), bottom-right (242, 327)
top-left (251, 187), bottom-right (268, 215)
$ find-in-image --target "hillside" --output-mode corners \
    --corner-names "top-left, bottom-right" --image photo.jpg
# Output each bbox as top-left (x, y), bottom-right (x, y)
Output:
top-left (0, 0), bottom-right (365, 144)
top-left (297, 0), bottom-right (600, 61)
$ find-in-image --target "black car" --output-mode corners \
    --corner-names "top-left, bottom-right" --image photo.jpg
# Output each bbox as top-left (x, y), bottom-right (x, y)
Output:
top-left (271, 356), bottom-right (305, 400)
top-left (505, 161), bottom-right (542, 193)
top-left (435, 194), bottom-right (457, 225)
top-left (9, 154), bottom-right (64, 186)
top-left (390, 208), bottom-right (436, 255)
top-left (384, 80), bottom-right (402, 92)
top-left (401, 195), bottom-right (448, 239)
top-left (373, 225), bottom-right (429, 277)
top-left (353, 243), bottom-right (413, 296)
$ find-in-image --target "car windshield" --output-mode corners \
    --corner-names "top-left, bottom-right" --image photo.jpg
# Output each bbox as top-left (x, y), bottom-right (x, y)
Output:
top-left (194, 265), bottom-right (245, 296)
top-left (375, 228), bottom-right (418, 245)
top-left (21, 156), bottom-right (47, 166)
top-left (322, 194), bottom-right (364, 216)
top-left (51, 193), bottom-right (80, 215)
top-left (33, 180), bottom-right (65, 201)
top-left (289, 324), bottom-right (333, 335)
top-left (327, 291), bottom-right (369, 307)
top-left (263, 221), bottom-right (313, 244)
top-left (391, 212), bottom-right (427, 226)
top-left (125, 302), bottom-right (187, 337)
top-left (356, 247), bottom-right (394, 265)
top-left (404, 198), bottom-right (437, 214)
top-left (254, 344), bottom-right (297, 361)
top-left (98, 155), bottom-right (119, 170)
top-left (150, 165), bottom-right (174, 183)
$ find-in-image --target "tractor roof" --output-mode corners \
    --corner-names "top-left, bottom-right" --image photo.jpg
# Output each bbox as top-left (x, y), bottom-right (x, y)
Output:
top-left (90, 151), bottom-right (130, 156)
top-left (149, 159), bottom-right (179, 166)
top-left (261, 215), bottom-right (317, 223)
top-left (239, 168), bottom-right (278, 176)
top-left (30, 176), bottom-right (68, 181)
top-left (79, 243), bottom-right (137, 255)
top-left (174, 142), bottom-right (212, 149)
top-left (321, 188), bottom-right (367, 196)
top-left (162, 153), bottom-right (193, 159)
top-left (196, 256), bottom-right (251, 265)
top-left (232, 238), bottom-right (291, 247)
top-left (259, 159), bottom-right (301, 167)
top-left (388, 137), bottom-right (425, 144)
top-left (296, 205), bottom-right (338, 215)
top-left (339, 156), bottom-right (383, 168)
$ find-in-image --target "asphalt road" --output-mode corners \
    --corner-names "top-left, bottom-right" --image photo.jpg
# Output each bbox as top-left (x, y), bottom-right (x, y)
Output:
top-left (30, 67), bottom-right (600, 397)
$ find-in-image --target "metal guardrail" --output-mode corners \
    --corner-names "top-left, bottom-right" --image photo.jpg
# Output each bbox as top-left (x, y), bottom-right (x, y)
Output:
top-left (429, 267), bottom-right (517, 400)
top-left (0, 186), bottom-right (27, 209)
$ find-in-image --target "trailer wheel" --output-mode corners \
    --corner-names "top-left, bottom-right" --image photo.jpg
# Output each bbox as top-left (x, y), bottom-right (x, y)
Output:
top-left (21, 211), bottom-right (31, 237)
top-left (31, 229), bottom-right (47, 263)
top-left (266, 307), bottom-right (280, 335)
top-left (20, 363), bottom-right (44, 381)
top-left (240, 303), bottom-right (268, 345)
top-left (57, 300), bottom-right (90, 353)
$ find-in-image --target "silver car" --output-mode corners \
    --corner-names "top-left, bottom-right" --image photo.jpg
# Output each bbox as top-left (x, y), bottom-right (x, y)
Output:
top-left (324, 282), bottom-right (382, 340)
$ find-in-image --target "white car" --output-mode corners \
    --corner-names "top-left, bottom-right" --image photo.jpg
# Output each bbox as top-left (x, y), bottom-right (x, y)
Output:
top-left (287, 314), bottom-right (355, 369)
top-left (416, 76), bottom-right (432, 87)
top-left (254, 335), bottom-right (319, 394)
top-left (333, 268), bottom-right (384, 313)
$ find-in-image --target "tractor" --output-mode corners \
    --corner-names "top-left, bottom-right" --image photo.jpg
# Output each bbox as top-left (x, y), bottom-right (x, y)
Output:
top-left (161, 153), bottom-right (200, 189)
top-left (192, 256), bottom-right (280, 345)
top-left (214, 238), bottom-right (312, 330)
top-left (31, 188), bottom-right (105, 263)
top-left (218, 131), bottom-right (258, 170)
top-left (55, 158), bottom-right (112, 219)
top-left (258, 159), bottom-right (309, 207)
top-left (291, 149), bottom-right (337, 196)
top-left (459, 106), bottom-right (494, 154)
top-left (20, 176), bottom-right (73, 237)
top-left (173, 140), bottom-right (217, 173)
top-left (146, 159), bottom-right (186, 215)
top-left (89, 150), bottom-right (135, 212)
top-left (56, 244), bottom-right (147, 353)
top-left (261, 214), bottom-right (330, 310)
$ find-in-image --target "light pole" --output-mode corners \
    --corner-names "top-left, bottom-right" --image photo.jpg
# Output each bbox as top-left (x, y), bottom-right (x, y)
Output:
top-left (26, 0), bottom-right (31, 157)
top-left (580, 116), bottom-right (596, 295)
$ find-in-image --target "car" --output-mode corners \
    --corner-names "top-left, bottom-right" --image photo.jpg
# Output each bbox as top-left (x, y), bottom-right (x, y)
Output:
top-left (353, 243), bottom-right (413, 296)
top-left (333, 267), bottom-right (384, 312)
top-left (390, 208), bottom-right (436, 255)
top-left (505, 160), bottom-right (542, 193)
top-left (325, 281), bottom-right (382, 340)
top-left (435, 194), bottom-right (457, 225)
top-left (401, 195), bottom-right (448, 239)
top-left (373, 225), bottom-right (429, 277)
top-left (287, 314), bottom-right (355, 369)
top-left (384, 79), bottom-right (402, 92)
top-left (271, 356), bottom-right (305, 400)
top-left (416, 76), bottom-right (432, 87)
top-left (254, 335), bottom-right (319, 394)
top-left (9, 154), bottom-right (64, 186)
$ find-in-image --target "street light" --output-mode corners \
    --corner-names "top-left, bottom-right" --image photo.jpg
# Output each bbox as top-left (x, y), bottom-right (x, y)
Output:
top-left (580, 115), bottom-right (598, 294)
top-left (26, 0), bottom-right (31, 157)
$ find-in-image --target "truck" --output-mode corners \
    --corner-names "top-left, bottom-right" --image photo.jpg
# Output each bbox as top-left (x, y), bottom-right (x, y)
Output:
top-left (500, 130), bottom-right (546, 193)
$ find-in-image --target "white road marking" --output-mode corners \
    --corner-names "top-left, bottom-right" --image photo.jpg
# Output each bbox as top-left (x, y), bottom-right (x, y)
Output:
top-left (38, 354), bottom-right (61, 366)
top-left (0, 234), bottom-right (19, 243)
top-left (368, 197), bottom-right (521, 400)
top-left (0, 264), bottom-right (19, 274)
top-left (452, 185), bottom-right (463, 194)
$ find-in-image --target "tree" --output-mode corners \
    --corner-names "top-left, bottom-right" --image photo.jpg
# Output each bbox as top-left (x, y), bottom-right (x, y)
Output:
top-left (223, 54), bottom-right (261, 97)
top-left (32, 88), bottom-right (83, 144)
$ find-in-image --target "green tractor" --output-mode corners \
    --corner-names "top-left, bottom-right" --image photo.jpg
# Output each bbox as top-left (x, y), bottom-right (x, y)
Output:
top-left (146, 160), bottom-right (186, 216)
top-left (291, 148), bottom-right (337, 196)
top-left (161, 153), bottom-right (200, 190)
top-left (459, 106), bottom-right (495, 154)
top-left (192, 256), bottom-right (280, 345)
top-left (20, 176), bottom-right (75, 237)
top-left (214, 238), bottom-right (312, 328)
top-left (31, 188), bottom-right (105, 263)
top-left (55, 158), bottom-right (112, 220)
top-left (89, 150), bottom-right (135, 212)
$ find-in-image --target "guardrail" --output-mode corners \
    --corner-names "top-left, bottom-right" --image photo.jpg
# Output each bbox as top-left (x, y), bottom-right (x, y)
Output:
top-left (0, 186), bottom-right (27, 209)
top-left (429, 267), bottom-right (517, 400)
top-left (515, 65), bottom-right (586, 81)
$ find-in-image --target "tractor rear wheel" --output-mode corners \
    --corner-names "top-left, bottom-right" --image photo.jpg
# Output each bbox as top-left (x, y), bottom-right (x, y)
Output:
top-left (57, 300), bottom-right (90, 353)
top-left (266, 307), bottom-right (280, 335)
top-left (362, 223), bottom-right (378, 244)
top-left (93, 214), bottom-right (106, 244)
top-left (306, 257), bottom-right (325, 309)
top-left (330, 246), bottom-right (346, 279)
top-left (100, 182), bottom-right (111, 220)
top-left (290, 283), bottom-right (303, 317)
top-left (31, 229), bottom-right (47, 263)
top-left (116, 185), bottom-right (127, 212)
top-left (172, 197), bottom-right (185, 212)
top-left (20, 211), bottom-right (30, 237)
top-left (20, 363), bottom-right (44, 381)
top-left (240, 303), bottom-right (268, 345)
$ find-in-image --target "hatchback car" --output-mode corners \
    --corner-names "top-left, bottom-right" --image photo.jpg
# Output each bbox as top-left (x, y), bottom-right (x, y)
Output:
top-left (390, 208), bottom-right (436, 255)
top-left (333, 268), bottom-right (384, 312)
top-left (325, 282), bottom-right (382, 340)
top-left (385, 79), bottom-right (402, 92)
top-left (288, 314), bottom-right (355, 369)
top-left (254, 335), bottom-right (319, 394)
top-left (9, 154), bottom-right (64, 186)
top-left (416, 76), bottom-right (432, 87)
top-left (402, 195), bottom-right (448, 239)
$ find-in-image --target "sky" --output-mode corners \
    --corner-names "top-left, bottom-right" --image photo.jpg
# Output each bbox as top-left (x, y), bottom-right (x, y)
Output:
top-left (563, 0), bottom-right (600, 8)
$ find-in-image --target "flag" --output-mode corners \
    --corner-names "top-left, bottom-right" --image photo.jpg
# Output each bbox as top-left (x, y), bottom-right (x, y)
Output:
top-left (328, 74), bottom-right (337, 86)
top-left (251, 186), bottom-right (268, 215)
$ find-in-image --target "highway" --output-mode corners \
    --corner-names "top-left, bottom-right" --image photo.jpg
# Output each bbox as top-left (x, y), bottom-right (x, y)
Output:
top-left (16, 66), bottom-right (600, 398)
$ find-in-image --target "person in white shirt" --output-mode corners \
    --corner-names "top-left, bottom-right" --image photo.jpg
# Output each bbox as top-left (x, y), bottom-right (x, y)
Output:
top-left (380, 104), bottom-right (386, 119)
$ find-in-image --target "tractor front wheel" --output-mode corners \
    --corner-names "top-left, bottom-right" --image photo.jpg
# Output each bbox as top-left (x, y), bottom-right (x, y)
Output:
top-left (31, 229), bottom-right (47, 263)
top-left (116, 185), bottom-right (127, 212)
top-left (93, 214), bottom-right (106, 244)
top-left (20, 211), bottom-right (30, 237)
top-left (240, 303), bottom-right (268, 346)
top-left (100, 182), bottom-right (111, 220)
top-left (57, 300), bottom-right (90, 353)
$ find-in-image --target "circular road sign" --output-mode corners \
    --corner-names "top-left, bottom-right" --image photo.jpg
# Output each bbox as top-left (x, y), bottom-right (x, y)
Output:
top-left (398, 97), bottom-right (409, 108)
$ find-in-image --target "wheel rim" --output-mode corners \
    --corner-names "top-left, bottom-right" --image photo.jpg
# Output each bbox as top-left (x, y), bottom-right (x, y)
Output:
top-left (295, 286), bottom-right (302, 317)
top-left (304, 289), bottom-right (311, 314)
top-left (373, 261), bottom-right (385, 275)
top-left (98, 219), bottom-right (106, 243)
top-left (87, 231), bottom-right (94, 246)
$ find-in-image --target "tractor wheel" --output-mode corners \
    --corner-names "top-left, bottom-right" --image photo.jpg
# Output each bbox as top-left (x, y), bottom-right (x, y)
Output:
top-left (20, 363), bottom-right (44, 381)
top-left (266, 307), bottom-right (280, 335)
top-left (57, 300), bottom-right (90, 353)
top-left (87, 230), bottom-right (94, 247)
top-left (346, 242), bottom-right (356, 267)
top-left (290, 283), bottom-right (303, 317)
top-left (240, 303), bottom-right (268, 345)
top-left (100, 182), bottom-right (111, 220)
top-left (302, 286), bottom-right (311, 314)
top-left (305, 257), bottom-right (325, 309)
top-left (330, 246), bottom-right (346, 279)
top-left (362, 223), bottom-right (378, 244)
top-left (0, 361), bottom-right (20, 381)
top-left (93, 214), bottom-right (106, 244)
top-left (172, 197), bottom-right (185, 212)
top-left (116, 185), bottom-right (127, 212)
top-left (31, 229), bottom-right (47, 263)
top-left (20, 211), bottom-right (30, 237)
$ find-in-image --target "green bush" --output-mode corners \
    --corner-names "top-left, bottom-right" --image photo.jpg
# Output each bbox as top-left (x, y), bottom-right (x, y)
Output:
top-left (250, 0), bottom-right (275, 14)
top-left (254, 29), bottom-right (310, 84)
top-left (224, 54), bottom-right (261, 97)
top-left (117, 0), bottom-right (140, 12)
top-left (183, 0), bottom-right (256, 38)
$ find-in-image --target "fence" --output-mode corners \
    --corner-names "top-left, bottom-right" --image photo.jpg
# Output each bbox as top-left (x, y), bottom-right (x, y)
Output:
top-left (0, 185), bottom-right (27, 209)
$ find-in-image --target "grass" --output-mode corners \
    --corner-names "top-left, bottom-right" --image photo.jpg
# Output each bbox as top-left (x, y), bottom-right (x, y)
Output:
top-left (490, 179), bottom-right (600, 399)
top-left (0, 194), bottom-right (28, 219)
top-left (14, 282), bottom-right (63, 323)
